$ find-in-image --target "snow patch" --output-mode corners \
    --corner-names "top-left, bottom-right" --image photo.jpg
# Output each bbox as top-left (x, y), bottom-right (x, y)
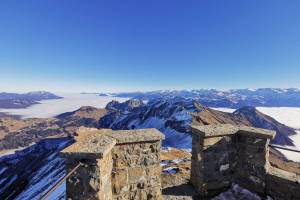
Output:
top-left (162, 167), bottom-right (178, 174)
top-left (210, 107), bottom-right (236, 113)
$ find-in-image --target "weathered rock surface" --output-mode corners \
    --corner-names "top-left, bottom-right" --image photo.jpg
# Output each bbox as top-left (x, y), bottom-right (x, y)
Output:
top-left (190, 124), bottom-right (275, 196)
top-left (161, 144), bottom-right (300, 200)
top-left (61, 127), bottom-right (165, 200)
top-left (0, 106), bottom-right (107, 152)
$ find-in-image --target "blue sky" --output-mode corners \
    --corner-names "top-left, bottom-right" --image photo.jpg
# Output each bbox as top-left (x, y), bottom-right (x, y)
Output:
top-left (0, 0), bottom-right (300, 92)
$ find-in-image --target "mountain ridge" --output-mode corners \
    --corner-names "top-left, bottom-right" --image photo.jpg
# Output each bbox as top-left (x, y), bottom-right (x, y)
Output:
top-left (99, 98), bottom-right (296, 147)
top-left (0, 91), bottom-right (62, 109)
top-left (0, 98), bottom-right (298, 200)
top-left (105, 88), bottom-right (300, 108)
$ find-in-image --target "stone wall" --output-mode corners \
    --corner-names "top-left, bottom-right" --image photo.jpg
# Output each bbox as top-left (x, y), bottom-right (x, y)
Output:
top-left (234, 127), bottom-right (273, 196)
top-left (111, 142), bottom-right (162, 199)
top-left (109, 129), bottom-right (163, 200)
top-left (61, 129), bottom-right (116, 200)
top-left (190, 124), bottom-right (275, 197)
top-left (60, 127), bottom-right (164, 200)
top-left (190, 125), bottom-right (238, 196)
top-left (266, 166), bottom-right (300, 200)
top-left (61, 125), bottom-right (300, 199)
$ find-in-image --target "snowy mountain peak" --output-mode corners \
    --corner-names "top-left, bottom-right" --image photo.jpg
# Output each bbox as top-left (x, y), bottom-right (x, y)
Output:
top-left (112, 88), bottom-right (300, 108)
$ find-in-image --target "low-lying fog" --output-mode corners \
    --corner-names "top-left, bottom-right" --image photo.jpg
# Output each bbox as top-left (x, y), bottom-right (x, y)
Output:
top-left (0, 93), bottom-right (128, 118)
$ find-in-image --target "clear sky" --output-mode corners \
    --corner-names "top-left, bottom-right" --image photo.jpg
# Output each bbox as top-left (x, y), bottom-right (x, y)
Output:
top-left (0, 0), bottom-right (300, 93)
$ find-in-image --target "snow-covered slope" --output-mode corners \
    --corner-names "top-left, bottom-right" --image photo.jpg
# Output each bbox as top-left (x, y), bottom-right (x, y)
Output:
top-left (99, 98), bottom-right (196, 148)
top-left (0, 138), bottom-right (72, 200)
top-left (99, 98), bottom-right (296, 148)
top-left (1, 98), bottom-right (299, 199)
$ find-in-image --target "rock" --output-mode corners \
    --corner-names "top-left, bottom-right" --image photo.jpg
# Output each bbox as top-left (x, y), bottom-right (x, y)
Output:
top-left (60, 127), bottom-right (165, 200)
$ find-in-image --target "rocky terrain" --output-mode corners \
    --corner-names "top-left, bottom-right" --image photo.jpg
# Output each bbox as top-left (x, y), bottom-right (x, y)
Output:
top-left (0, 137), bottom-right (71, 200)
top-left (0, 106), bottom-right (108, 200)
top-left (0, 91), bottom-right (62, 109)
top-left (0, 106), bottom-right (106, 152)
top-left (1, 98), bottom-right (295, 153)
top-left (161, 148), bottom-right (192, 189)
top-left (110, 88), bottom-right (300, 108)
top-left (161, 147), bottom-right (300, 200)
top-left (99, 98), bottom-right (296, 147)
top-left (0, 98), bottom-right (299, 199)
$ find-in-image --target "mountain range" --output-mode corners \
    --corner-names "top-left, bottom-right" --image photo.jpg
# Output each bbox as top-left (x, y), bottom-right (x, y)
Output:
top-left (108, 88), bottom-right (300, 108)
top-left (0, 91), bottom-right (62, 109)
top-left (0, 97), bottom-right (298, 199)
top-left (99, 98), bottom-right (296, 147)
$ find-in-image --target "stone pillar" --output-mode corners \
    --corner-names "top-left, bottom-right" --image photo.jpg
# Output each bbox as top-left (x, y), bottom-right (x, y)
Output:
top-left (60, 128), bottom-right (116, 200)
top-left (190, 124), bottom-right (275, 197)
top-left (266, 166), bottom-right (300, 200)
top-left (61, 127), bottom-right (164, 200)
top-left (235, 126), bottom-right (274, 196)
top-left (191, 124), bottom-right (239, 196)
top-left (109, 129), bottom-right (165, 200)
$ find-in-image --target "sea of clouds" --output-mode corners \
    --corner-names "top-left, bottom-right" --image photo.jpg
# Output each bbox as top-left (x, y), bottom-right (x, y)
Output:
top-left (0, 93), bottom-right (128, 118)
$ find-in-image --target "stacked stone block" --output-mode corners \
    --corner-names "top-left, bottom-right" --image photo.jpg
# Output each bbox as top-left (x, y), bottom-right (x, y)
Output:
top-left (61, 128), bottom-right (116, 200)
top-left (109, 129), bottom-right (164, 200)
top-left (191, 124), bottom-right (275, 197)
top-left (266, 167), bottom-right (300, 200)
top-left (234, 127), bottom-right (273, 195)
top-left (60, 127), bottom-right (164, 200)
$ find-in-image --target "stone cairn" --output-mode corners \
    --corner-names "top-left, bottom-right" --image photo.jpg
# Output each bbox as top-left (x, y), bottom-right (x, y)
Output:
top-left (190, 124), bottom-right (300, 199)
top-left (61, 127), bottom-right (165, 200)
top-left (61, 125), bottom-right (300, 200)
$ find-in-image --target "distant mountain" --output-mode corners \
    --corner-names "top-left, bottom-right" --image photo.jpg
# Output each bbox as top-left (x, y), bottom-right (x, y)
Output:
top-left (1, 97), bottom-right (293, 152)
top-left (99, 93), bottom-right (109, 96)
top-left (105, 99), bottom-right (144, 111)
top-left (99, 98), bottom-right (296, 147)
top-left (80, 92), bottom-right (101, 95)
top-left (110, 88), bottom-right (300, 108)
top-left (0, 91), bottom-right (62, 109)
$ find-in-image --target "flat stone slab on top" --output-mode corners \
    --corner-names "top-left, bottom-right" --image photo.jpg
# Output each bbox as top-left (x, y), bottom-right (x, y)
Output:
top-left (191, 124), bottom-right (239, 137)
top-left (60, 128), bottom-right (116, 159)
top-left (191, 124), bottom-right (275, 139)
top-left (110, 128), bottom-right (165, 144)
top-left (60, 127), bottom-right (165, 159)
top-left (238, 126), bottom-right (275, 139)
